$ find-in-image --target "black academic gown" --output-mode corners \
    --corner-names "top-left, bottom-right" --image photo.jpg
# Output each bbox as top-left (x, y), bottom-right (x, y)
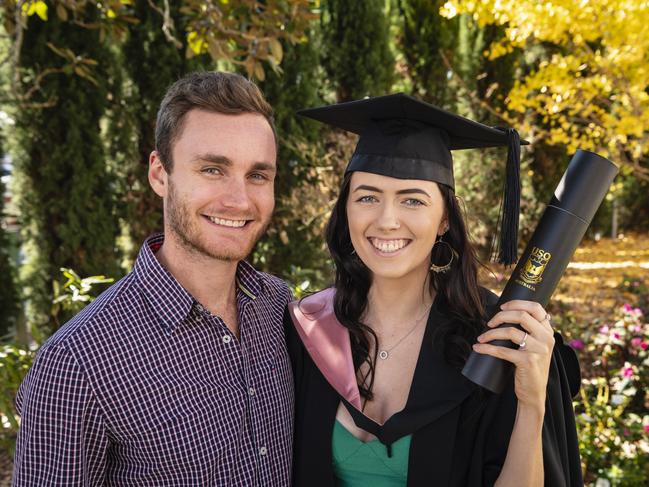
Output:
top-left (285, 289), bottom-right (583, 487)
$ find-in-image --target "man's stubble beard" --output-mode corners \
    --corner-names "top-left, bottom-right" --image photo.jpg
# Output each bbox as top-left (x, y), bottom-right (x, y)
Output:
top-left (166, 180), bottom-right (270, 262)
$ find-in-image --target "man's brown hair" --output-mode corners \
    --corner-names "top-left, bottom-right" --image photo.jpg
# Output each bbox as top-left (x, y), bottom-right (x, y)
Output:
top-left (155, 71), bottom-right (275, 172)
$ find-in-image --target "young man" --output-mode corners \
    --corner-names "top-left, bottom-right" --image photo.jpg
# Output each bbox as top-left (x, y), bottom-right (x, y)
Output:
top-left (13, 72), bottom-right (293, 486)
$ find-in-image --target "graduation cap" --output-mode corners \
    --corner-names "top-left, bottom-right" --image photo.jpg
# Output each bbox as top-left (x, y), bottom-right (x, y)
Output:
top-left (297, 93), bottom-right (528, 265)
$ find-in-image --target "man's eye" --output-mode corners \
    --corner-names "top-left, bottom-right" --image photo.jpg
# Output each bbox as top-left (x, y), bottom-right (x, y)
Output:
top-left (202, 167), bottom-right (222, 175)
top-left (249, 173), bottom-right (269, 182)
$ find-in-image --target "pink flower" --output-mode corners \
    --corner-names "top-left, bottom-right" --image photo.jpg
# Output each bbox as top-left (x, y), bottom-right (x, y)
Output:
top-left (644, 424), bottom-right (649, 433)
top-left (631, 337), bottom-right (643, 348)
top-left (599, 325), bottom-right (610, 334)
top-left (622, 367), bottom-right (634, 378)
top-left (623, 303), bottom-right (633, 312)
top-left (633, 307), bottom-right (643, 317)
top-left (569, 339), bottom-right (584, 350)
top-left (613, 332), bottom-right (621, 340)
top-left (642, 342), bottom-right (648, 350)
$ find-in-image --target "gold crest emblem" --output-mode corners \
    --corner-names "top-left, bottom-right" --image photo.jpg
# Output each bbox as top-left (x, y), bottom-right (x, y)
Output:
top-left (519, 246), bottom-right (552, 286)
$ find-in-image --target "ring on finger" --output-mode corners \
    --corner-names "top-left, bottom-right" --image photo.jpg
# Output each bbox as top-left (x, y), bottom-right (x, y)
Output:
top-left (518, 331), bottom-right (528, 350)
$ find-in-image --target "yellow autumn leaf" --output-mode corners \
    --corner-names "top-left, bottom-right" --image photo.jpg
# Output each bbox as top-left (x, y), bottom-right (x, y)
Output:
top-left (187, 31), bottom-right (207, 56)
top-left (22, 0), bottom-right (48, 21)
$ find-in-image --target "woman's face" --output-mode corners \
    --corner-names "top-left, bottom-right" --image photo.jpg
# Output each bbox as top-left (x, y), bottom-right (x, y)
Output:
top-left (346, 171), bottom-right (447, 281)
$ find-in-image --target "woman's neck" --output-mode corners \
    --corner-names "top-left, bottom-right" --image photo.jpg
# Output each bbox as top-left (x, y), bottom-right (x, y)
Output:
top-left (365, 268), bottom-right (434, 334)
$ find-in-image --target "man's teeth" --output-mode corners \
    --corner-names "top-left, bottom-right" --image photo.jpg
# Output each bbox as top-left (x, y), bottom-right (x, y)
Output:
top-left (207, 216), bottom-right (247, 228)
top-left (370, 238), bottom-right (409, 253)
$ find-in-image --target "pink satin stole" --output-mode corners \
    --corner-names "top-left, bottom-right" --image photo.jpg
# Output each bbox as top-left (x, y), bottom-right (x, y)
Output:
top-left (287, 288), bottom-right (362, 410)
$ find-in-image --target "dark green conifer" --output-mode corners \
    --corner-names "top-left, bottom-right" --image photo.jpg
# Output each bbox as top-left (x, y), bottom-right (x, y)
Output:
top-left (256, 31), bottom-right (333, 288)
top-left (0, 133), bottom-right (19, 337)
top-left (110, 0), bottom-right (189, 261)
top-left (323, 0), bottom-right (395, 101)
top-left (14, 6), bottom-right (118, 331)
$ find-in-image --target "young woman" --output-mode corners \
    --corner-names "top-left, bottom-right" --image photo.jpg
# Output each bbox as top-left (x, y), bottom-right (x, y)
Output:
top-left (285, 94), bottom-right (582, 487)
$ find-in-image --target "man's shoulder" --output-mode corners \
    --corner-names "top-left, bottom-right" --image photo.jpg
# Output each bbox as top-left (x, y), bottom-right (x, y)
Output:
top-left (45, 271), bottom-right (142, 350)
top-left (256, 271), bottom-right (291, 301)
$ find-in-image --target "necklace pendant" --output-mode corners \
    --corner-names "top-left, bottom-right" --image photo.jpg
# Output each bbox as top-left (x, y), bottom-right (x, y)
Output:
top-left (378, 350), bottom-right (389, 360)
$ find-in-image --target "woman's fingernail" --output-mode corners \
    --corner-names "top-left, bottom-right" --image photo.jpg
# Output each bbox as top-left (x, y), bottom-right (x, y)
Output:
top-left (477, 334), bottom-right (484, 342)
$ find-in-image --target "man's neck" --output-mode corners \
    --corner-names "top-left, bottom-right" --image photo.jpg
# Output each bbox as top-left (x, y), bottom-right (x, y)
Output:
top-left (154, 232), bottom-right (240, 319)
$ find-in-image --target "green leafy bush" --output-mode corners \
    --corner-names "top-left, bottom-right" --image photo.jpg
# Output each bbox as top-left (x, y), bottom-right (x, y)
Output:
top-left (0, 345), bottom-right (33, 455)
top-left (574, 303), bottom-right (649, 486)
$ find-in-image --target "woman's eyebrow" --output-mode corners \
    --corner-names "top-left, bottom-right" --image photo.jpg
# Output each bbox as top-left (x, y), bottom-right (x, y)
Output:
top-left (395, 188), bottom-right (430, 197)
top-left (352, 184), bottom-right (383, 193)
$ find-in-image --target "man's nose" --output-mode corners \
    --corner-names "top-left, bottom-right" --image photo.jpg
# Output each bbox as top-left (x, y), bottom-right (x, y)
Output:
top-left (220, 178), bottom-right (252, 211)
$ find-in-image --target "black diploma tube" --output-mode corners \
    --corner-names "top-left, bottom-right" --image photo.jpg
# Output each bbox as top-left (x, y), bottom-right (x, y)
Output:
top-left (462, 149), bottom-right (618, 393)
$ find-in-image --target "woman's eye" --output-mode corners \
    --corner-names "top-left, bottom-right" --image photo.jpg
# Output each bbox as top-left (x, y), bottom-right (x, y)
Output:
top-left (356, 195), bottom-right (378, 203)
top-left (403, 198), bottom-right (425, 207)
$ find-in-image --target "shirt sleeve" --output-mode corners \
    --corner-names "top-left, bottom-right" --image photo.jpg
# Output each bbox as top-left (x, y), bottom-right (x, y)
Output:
top-left (13, 343), bottom-right (109, 486)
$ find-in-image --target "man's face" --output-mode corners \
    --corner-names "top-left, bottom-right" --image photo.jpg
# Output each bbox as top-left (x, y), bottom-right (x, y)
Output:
top-left (154, 109), bottom-right (277, 262)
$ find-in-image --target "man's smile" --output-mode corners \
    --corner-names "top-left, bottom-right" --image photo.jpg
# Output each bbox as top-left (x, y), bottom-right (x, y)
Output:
top-left (203, 215), bottom-right (250, 228)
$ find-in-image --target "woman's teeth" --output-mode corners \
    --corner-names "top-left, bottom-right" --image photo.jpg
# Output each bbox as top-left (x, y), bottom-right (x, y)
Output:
top-left (369, 238), bottom-right (409, 253)
top-left (207, 216), bottom-right (247, 228)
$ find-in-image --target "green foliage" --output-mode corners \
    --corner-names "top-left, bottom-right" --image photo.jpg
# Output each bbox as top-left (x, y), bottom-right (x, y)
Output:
top-left (13, 5), bottom-right (119, 333)
top-left (322, 0), bottom-right (395, 101)
top-left (0, 344), bottom-right (33, 455)
top-left (0, 134), bottom-right (19, 337)
top-left (108, 0), bottom-right (189, 267)
top-left (398, 0), bottom-right (458, 107)
top-left (50, 267), bottom-right (113, 331)
top-left (254, 27), bottom-right (334, 289)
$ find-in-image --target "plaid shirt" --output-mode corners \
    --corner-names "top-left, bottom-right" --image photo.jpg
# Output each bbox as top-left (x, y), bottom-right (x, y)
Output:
top-left (13, 234), bottom-right (294, 486)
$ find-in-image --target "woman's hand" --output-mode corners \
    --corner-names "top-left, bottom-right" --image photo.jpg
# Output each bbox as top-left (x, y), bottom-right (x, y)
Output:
top-left (472, 300), bottom-right (555, 410)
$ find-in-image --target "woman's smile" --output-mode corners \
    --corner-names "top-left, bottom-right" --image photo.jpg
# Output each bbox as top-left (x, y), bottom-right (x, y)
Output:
top-left (367, 237), bottom-right (412, 255)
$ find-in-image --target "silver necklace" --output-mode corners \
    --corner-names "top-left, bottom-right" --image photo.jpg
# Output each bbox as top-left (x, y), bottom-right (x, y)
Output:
top-left (376, 302), bottom-right (432, 360)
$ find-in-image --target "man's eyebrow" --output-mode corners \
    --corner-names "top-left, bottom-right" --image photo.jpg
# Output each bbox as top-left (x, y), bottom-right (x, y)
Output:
top-left (251, 162), bottom-right (277, 172)
top-left (192, 154), bottom-right (232, 165)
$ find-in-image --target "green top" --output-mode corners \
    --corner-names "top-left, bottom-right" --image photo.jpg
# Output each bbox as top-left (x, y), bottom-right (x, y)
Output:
top-left (332, 419), bottom-right (412, 487)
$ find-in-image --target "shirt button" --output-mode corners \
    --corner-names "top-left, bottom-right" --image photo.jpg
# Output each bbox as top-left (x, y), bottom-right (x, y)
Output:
top-left (248, 387), bottom-right (256, 396)
top-left (222, 335), bottom-right (232, 344)
top-left (195, 304), bottom-right (205, 313)
top-left (259, 446), bottom-right (267, 456)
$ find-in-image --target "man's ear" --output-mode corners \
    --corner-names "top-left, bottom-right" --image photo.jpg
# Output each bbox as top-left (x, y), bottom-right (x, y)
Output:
top-left (148, 151), bottom-right (168, 198)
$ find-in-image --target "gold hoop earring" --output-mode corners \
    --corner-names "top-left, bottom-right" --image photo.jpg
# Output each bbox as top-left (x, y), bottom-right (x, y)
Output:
top-left (430, 237), bottom-right (458, 274)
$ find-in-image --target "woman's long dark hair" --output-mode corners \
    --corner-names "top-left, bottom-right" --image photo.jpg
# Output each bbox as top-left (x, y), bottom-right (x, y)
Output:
top-left (326, 173), bottom-right (487, 401)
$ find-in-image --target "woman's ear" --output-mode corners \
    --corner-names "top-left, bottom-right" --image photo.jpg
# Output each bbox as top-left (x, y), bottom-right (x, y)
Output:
top-left (438, 212), bottom-right (449, 237)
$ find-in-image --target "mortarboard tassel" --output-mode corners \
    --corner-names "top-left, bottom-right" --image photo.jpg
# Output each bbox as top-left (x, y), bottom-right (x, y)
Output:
top-left (497, 128), bottom-right (521, 265)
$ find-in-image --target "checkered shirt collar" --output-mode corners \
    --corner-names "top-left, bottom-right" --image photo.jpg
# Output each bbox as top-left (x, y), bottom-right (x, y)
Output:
top-left (133, 233), bottom-right (264, 334)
